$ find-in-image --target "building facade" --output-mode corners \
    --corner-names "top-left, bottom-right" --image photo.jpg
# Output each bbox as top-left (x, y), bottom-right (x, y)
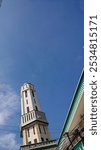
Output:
top-left (20, 83), bottom-right (51, 146)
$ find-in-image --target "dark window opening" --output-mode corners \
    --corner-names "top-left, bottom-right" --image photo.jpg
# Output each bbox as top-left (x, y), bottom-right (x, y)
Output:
top-left (41, 137), bottom-right (44, 142)
top-left (27, 107), bottom-right (29, 113)
top-left (39, 125), bottom-right (41, 134)
top-left (43, 126), bottom-right (46, 134)
top-left (35, 106), bottom-right (38, 111)
top-left (46, 138), bottom-right (48, 141)
top-left (28, 141), bottom-right (31, 145)
top-left (25, 90), bottom-right (27, 97)
top-left (32, 90), bottom-right (35, 97)
top-left (27, 129), bottom-right (30, 137)
top-left (33, 126), bottom-right (35, 134)
top-left (34, 139), bottom-right (37, 144)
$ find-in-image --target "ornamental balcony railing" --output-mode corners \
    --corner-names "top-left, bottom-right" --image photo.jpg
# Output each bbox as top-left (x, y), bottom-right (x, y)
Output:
top-left (58, 115), bottom-right (84, 150)
top-left (21, 109), bottom-right (48, 127)
top-left (20, 139), bottom-right (57, 150)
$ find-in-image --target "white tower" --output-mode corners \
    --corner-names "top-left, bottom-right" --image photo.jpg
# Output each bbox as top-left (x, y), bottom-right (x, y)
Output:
top-left (20, 83), bottom-right (51, 145)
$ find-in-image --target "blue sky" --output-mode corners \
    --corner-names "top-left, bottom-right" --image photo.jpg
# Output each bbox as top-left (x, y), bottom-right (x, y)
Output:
top-left (0, 0), bottom-right (83, 149)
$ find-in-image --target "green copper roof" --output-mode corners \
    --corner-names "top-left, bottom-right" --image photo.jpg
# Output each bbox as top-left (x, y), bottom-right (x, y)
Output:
top-left (58, 70), bottom-right (84, 146)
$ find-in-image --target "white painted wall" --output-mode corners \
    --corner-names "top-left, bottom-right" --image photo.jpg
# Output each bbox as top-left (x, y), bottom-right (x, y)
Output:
top-left (21, 83), bottom-right (41, 115)
top-left (20, 83), bottom-right (51, 145)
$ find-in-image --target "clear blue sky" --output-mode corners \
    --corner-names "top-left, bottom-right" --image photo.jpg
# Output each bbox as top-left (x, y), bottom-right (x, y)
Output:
top-left (0, 0), bottom-right (83, 149)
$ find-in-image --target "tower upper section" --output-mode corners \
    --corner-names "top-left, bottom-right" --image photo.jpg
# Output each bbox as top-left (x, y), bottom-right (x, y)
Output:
top-left (20, 83), bottom-right (48, 128)
top-left (20, 83), bottom-right (51, 145)
top-left (21, 83), bottom-right (41, 116)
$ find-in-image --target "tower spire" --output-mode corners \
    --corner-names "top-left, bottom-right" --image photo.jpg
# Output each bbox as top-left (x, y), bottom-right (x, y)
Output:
top-left (20, 83), bottom-right (51, 145)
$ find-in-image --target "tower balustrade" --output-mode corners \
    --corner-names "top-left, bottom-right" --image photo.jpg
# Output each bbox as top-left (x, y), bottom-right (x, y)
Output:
top-left (21, 109), bottom-right (48, 127)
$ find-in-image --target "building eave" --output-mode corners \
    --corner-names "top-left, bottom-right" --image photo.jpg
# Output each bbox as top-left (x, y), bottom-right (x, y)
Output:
top-left (57, 69), bottom-right (84, 145)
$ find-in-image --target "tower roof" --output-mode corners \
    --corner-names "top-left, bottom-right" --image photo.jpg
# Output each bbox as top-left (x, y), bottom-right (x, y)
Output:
top-left (23, 82), bottom-right (34, 86)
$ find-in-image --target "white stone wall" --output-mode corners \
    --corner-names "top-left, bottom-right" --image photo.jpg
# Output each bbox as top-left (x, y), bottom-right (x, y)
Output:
top-left (20, 83), bottom-right (51, 145)
top-left (22, 124), bottom-right (51, 145)
top-left (21, 83), bottom-right (41, 115)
